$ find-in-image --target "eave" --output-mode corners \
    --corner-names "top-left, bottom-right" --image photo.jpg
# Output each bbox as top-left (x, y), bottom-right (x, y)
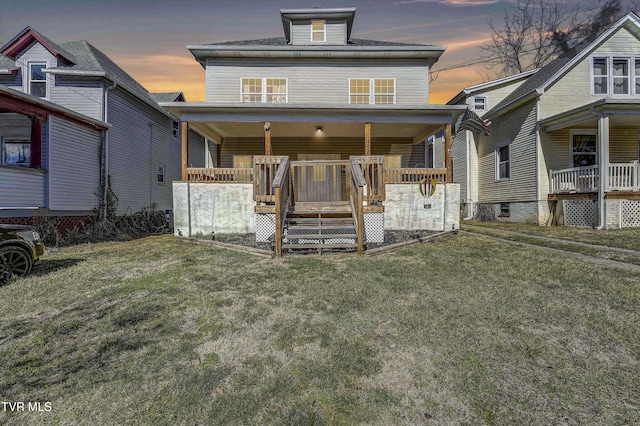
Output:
top-left (539, 98), bottom-right (640, 132)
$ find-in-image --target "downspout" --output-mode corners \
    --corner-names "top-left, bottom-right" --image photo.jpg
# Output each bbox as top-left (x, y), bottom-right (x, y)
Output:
top-left (595, 112), bottom-right (609, 230)
top-left (102, 80), bottom-right (117, 221)
top-left (463, 130), bottom-right (474, 220)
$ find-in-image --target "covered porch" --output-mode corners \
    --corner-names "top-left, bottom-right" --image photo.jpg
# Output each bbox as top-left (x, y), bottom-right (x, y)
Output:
top-left (163, 103), bottom-right (465, 256)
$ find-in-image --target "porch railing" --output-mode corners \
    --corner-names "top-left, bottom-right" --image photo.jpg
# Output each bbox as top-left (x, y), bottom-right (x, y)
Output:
top-left (253, 155), bottom-right (286, 203)
top-left (187, 167), bottom-right (252, 183)
top-left (550, 163), bottom-right (640, 193)
top-left (385, 168), bottom-right (447, 184)
top-left (290, 160), bottom-right (349, 203)
top-left (352, 155), bottom-right (385, 205)
top-left (272, 156), bottom-right (292, 258)
top-left (349, 157), bottom-right (366, 256)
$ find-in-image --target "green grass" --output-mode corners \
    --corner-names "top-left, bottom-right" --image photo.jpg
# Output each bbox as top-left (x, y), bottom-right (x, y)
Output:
top-left (1, 234), bottom-right (639, 424)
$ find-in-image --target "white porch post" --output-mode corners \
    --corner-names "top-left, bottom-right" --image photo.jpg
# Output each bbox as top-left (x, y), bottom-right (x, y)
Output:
top-left (597, 113), bottom-right (609, 228)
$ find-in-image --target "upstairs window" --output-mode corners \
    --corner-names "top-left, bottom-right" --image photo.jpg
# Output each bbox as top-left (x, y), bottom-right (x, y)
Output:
top-left (495, 141), bottom-right (510, 181)
top-left (473, 96), bottom-right (487, 111)
top-left (311, 20), bottom-right (326, 42)
top-left (29, 63), bottom-right (47, 98)
top-left (592, 56), bottom-right (640, 95)
top-left (593, 57), bottom-right (608, 94)
top-left (241, 78), bottom-right (287, 103)
top-left (612, 58), bottom-right (630, 94)
top-left (349, 78), bottom-right (396, 105)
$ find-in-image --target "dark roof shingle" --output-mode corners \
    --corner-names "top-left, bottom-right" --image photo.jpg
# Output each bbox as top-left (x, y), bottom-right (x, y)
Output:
top-left (201, 37), bottom-right (437, 48)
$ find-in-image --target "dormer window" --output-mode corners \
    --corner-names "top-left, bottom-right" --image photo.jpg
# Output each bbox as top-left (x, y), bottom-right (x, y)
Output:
top-left (29, 63), bottom-right (47, 98)
top-left (311, 20), bottom-right (326, 42)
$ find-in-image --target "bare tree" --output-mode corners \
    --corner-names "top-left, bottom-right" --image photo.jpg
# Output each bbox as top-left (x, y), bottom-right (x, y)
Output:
top-left (483, 0), bottom-right (634, 77)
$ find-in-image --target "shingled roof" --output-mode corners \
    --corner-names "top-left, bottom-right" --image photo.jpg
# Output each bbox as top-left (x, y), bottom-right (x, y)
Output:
top-left (203, 37), bottom-right (439, 48)
top-left (150, 92), bottom-right (186, 102)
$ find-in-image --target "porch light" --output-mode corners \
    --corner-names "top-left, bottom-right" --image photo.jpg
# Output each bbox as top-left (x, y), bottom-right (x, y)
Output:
top-left (315, 126), bottom-right (324, 133)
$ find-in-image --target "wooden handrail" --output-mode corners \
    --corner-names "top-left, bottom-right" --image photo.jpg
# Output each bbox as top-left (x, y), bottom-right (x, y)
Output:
top-left (349, 157), bottom-right (366, 256)
top-left (187, 167), bottom-right (252, 183)
top-left (272, 157), bottom-right (291, 188)
top-left (273, 156), bottom-right (291, 258)
top-left (385, 168), bottom-right (447, 184)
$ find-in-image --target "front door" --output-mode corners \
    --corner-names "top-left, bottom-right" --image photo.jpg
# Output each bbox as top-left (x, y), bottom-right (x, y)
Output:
top-left (294, 154), bottom-right (342, 202)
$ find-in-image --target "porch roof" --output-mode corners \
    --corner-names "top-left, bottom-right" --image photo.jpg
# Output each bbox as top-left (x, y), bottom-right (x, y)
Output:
top-left (539, 99), bottom-right (640, 132)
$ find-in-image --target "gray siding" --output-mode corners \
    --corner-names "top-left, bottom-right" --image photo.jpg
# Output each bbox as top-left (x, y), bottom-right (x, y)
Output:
top-left (206, 58), bottom-right (429, 105)
top-left (451, 130), bottom-right (467, 199)
top-left (477, 100), bottom-right (538, 203)
top-left (0, 112), bottom-right (47, 165)
top-left (0, 167), bottom-right (45, 208)
top-left (48, 116), bottom-right (102, 210)
top-left (187, 129), bottom-right (206, 168)
top-left (107, 88), bottom-right (181, 214)
top-left (50, 76), bottom-right (103, 121)
top-left (15, 42), bottom-right (56, 98)
top-left (291, 19), bottom-right (347, 45)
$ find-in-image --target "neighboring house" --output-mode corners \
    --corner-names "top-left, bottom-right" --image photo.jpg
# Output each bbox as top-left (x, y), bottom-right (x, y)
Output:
top-left (162, 7), bottom-right (466, 256)
top-left (0, 27), bottom-right (205, 229)
top-left (457, 12), bottom-right (640, 229)
top-left (445, 70), bottom-right (538, 217)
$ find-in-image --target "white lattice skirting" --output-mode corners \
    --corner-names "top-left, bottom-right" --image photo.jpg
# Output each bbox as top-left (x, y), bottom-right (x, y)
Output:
top-left (255, 214), bottom-right (276, 242)
top-left (622, 200), bottom-right (640, 228)
top-left (563, 200), bottom-right (597, 227)
top-left (364, 213), bottom-right (384, 243)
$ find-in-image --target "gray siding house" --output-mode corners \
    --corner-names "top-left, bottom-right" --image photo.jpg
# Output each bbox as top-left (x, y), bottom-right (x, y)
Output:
top-left (0, 27), bottom-right (206, 228)
top-left (461, 12), bottom-right (640, 228)
top-left (163, 7), bottom-right (466, 256)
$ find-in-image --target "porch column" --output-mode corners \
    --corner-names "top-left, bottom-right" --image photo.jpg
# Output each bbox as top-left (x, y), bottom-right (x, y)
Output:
top-left (364, 122), bottom-right (371, 155)
top-left (181, 121), bottom-right (189, 181)
top-left (29, 116), bottom-right (42, 169)
top-left (264, 122), bottom-right (271, 155)
top-left (444, 123), bottom-right (452, 183)
top-left (597, 114), bottom-right (609, 227)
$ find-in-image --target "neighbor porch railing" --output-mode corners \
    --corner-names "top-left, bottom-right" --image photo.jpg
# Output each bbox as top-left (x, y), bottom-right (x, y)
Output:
top-left (187, 167), bottom-right (252, 183)
top-left (550, 163), bottom-right (640, 193)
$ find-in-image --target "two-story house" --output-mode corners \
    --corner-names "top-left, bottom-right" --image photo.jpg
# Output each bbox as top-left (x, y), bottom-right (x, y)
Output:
top-left (163, 7), bottom-right (466, 256)
top-left (462, 12), bottom-right (640, 228)
top-left (0, 27), bottom-right (206, 232)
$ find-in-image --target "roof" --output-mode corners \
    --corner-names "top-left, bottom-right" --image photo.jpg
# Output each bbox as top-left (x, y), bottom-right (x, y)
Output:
top-left (447, 69), bottom-right (539, 106)
top-left (0, 53), bottom-right (18, 74)
top-left (150, 92), bottom-right (186, 102)
top-left (204, 37), bottom-right (427, 48)
top-left (0, 83), bottom-right (110, 130)
top-left (0, 27), bottom-right (76, 64)
top-left (485, 11), bottom-right (640, 118)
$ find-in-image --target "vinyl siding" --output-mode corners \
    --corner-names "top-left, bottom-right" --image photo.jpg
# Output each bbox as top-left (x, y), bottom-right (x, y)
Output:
top-left (541, 26), bottom-right (640, 119)
top-left (0, 167), bottom-right (45, 207)
top-left (107, 88), bottom-right (181, 214)
top-left (50, 76), bottom-right (103, 121)
top-left (48, 116), bottom-right (101, 210)
top-left (451, 130), bottom-right (467, 199)
top-left (291, 20), bottom-right (347, 45)
top-left (477, 99), bottom-right (538, 203)
top-left (15, 42), bottom-right (56, 98)
top-left (206, 58), bottom-right (428, 105)
top-left (0, 112), bottom-right (47, 166)
top-left (467, 78), bottom-right (531, 117)
top-left (219, 137), bottom-right (420, 168)
top-left (187, 129), bottom-right (206, 168)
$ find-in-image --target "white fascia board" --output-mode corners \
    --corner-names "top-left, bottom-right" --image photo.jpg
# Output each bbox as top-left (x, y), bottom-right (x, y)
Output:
top-left (44, 68), bottom-right (106, 77)
top-left (463, 69), bottom-right (539, 94)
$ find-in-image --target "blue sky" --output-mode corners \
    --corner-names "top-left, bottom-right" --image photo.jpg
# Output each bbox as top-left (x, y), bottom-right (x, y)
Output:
top-left (0, 0), bottom-right (596, 102)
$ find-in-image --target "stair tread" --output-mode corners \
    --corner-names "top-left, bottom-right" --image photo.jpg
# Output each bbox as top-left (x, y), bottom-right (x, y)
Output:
top-left (283, 243), bottom-right (358, 249)
top-left (288, 224), bottom-right (355, 230)
top-left (285, 233), bottom-right (357, 240)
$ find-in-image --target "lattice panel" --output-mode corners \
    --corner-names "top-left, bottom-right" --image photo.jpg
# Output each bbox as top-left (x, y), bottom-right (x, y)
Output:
top-left (364, 213), bottom-right (385, 243)
top-left (622, 200), bottom-right (640, 228)
top-left (255, 214), bottom-right (275, 242)
top-left (563, 200), bottom-right (597, 228)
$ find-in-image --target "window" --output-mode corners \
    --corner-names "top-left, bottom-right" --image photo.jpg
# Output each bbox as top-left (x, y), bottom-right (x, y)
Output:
top-left (349, 78), bottom-right (395, 105)
top-left (635, 59), bottom-right (640, 94)
top-left (499, 203), bottom-right (510, 217)
top-left (593, 57), bottom-right (608, 94)
top-left (1, 137), bottom-right (31, 166)
top-left (495, 141), bottom-right (510, 180)
top-left (311, 20), bottom-right (326, 42)
top-left (592, 56), bottom-right (640, 95)
top-left (473, 96), bottom-right (487, 111)
top-left (172, 120), bottom-right (179, 138)
top-left (612, 58), bottom-right (630, 94)
top-left (29, 63), bottom-right (47, 98)
top-left (571, 131), bottom-right (597, 168)
top-left (241, 78), bottom-right (287, 103)
top-left (157, 164), bottom-right (165, 184)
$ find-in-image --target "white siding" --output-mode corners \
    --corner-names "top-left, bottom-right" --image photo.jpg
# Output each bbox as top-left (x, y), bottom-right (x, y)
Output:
top-left (48, 116), bottom-right (102, 210)
top-left (206, 59), bottom-right (429, 105)
top-left (107, 88), bottom-right (181, 214)
top-left (451, 130), bottom-right (467, 199)
top-left (0, 167), bottom-right (45, 208)
top-left (291, 19), bottom-right (347, 45)
top-left (541, 26), bottom-right (640, 119)
top-left (50, 76), bottom-right (103, 121)
top-left (477, 100), bottom-right (538, 203)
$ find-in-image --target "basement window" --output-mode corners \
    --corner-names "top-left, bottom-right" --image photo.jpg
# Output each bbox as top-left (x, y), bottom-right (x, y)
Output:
top-left (499, 203), bottom-right (510, 217)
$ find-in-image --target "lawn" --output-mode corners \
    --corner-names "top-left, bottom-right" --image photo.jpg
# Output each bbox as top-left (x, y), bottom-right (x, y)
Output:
top-left (0, 233), bottom-right (638, 425)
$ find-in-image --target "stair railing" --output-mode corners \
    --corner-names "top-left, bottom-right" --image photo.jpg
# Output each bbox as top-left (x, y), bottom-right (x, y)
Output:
top-left (272, 156), bottom-right (291, 258)
top-left (349, 157), bottom-right (367, 256)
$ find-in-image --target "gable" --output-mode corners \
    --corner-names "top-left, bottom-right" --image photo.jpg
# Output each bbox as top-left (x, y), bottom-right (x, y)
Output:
top-left (1, 27), bottom-right (75, 65)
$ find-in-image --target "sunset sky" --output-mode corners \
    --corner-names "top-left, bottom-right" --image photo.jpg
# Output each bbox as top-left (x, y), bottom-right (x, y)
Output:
top-left (0, 0), bottom-right (586, 103)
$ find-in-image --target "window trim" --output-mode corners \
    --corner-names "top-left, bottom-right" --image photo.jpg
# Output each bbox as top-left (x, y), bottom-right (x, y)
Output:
top-left (157, 164), bottom-right (166, 184)
top-left (240, 77), bottom-right (288, 103)
top-left (310, 19), bottom-right (326, 43)
top-left (348, 78), bottom-right (396, 105)
top-left (495, 140), bottom-right (511, 182)
top-left (591, 55), bottom-right (640, 96)
top-left (569, 129), bottom-right (597, 168)
top-left (27, 61), bottom-right (49, 99)
top-left (473, 96), bottom-right (487, 111)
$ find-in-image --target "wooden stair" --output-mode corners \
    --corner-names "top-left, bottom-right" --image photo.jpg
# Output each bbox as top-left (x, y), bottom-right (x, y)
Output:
top-left (282, 213), bottom-right (358, 254)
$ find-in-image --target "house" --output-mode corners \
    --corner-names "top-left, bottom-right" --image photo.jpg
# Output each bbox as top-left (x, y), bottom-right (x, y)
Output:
top-left (161, 7), bottom-right (466, 256)
top-left (445, 70), bottom-right (538, 218)
top-left (0, 27), bottom-right (206, 231)
top-left (460, 12), bottom-right (640, 228)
